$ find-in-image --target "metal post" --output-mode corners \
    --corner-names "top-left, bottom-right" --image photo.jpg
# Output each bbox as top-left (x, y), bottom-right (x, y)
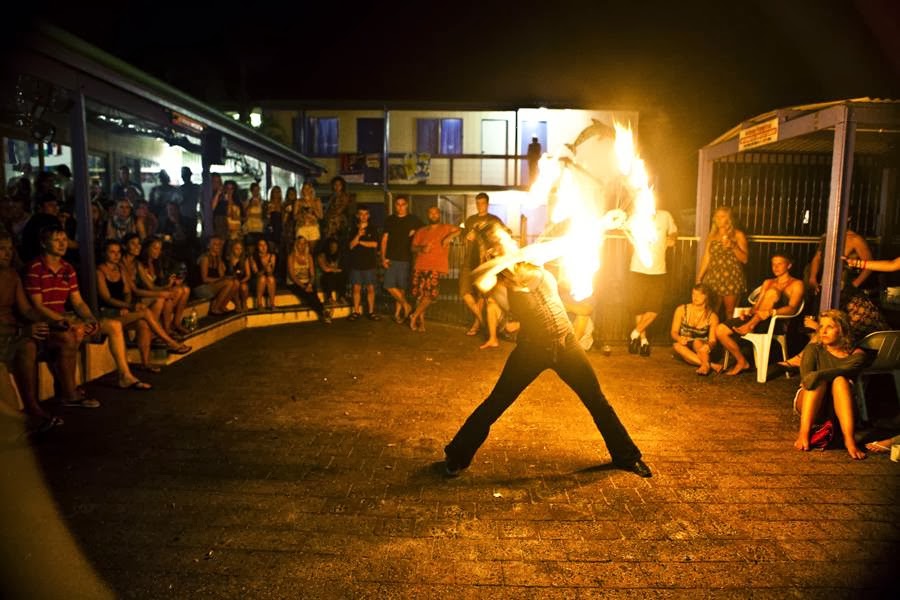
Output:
top-left (265, 162), bottom-right (272, 198)
top-left (69, 85), bottom-right (98, 313)
top-left (383, 107), bottom-right (390, 199)
top-left (695, 147), bottom-right (714, 275)
top-left (820, 105), bottom-right (855, 310)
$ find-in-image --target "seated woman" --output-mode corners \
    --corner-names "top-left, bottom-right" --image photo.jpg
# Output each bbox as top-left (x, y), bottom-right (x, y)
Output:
top-left (670, 283), bottom-right (721, 375)
top-left (137, 236), bottom-right (191, 336)
top-left (287, 236), bottom-right (330, 323)
top-left (96, 239), bottom-right (190, 373)
top-left (316, 237), bottom-right (346, 305)
top-left (224, 239), bottom-right (251, 312)
top-left (120, 233), bottom-right (167, 324)
top-left (195, 236), bottom-right (239, 315)
top-left (793, 309), bottom-right (868, 460)
top-left (249, 238), bottom-right (277, 310)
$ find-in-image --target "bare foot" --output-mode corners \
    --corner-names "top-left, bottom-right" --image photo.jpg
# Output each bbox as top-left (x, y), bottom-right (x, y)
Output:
top-left (466, 322), bottom-right (481, 336)
top-left (726, 361), bottom-right (751, 376)
top-left (695, 364), bottom-right (710, 376)
top-left (865, 440), bottom-right (892, 454)
top-left (479, 339), bottom-right (499, 350)
top-left (794, 435), bottom-right (810, 451)
top-left (710, 363), bottom-right (724, 374)
top-left (846, 444), bottom-right (867, 460)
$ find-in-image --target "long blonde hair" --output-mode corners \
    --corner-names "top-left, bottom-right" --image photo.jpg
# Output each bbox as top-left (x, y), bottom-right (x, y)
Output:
top-left (709, 206), bottom-right (736, 238)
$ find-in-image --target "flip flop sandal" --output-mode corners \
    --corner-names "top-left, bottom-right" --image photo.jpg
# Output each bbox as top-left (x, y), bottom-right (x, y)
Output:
top-left (348, 312), bottom-right (361, 321)
top-left (865, 442), bottom-right (891, 454)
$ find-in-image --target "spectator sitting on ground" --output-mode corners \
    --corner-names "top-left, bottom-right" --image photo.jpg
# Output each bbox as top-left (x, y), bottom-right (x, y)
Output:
top-left (137, 236), bottom-right (191, 336)
top-left (287, 236), bottom-right (330, 324)
top-left (97, 239), bottom-right (191, 372)
top-left (26, 225), bottom-right (152, 397)
top-left (250, 238), bottom-right (277, 311)
top-left (196, 236), bottom-right (239, 315)
top-left (717, 253), bottom-right (805, 376)
top-left (224, 239), bottom-right (251, 312)
top-left (670, 283), bottom-right (721, 376)
top-left (0, 230), bottom-right (58, 430)
top-left (793, 309), bottom-right (868, 460)
top-left (316, 237), bottom-right (346, 305)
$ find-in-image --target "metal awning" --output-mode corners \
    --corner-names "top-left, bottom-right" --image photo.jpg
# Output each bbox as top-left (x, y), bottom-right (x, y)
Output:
top-left (10, 22), bottom-right (324, 176)
top-left (695, 98), bottom-right (900, 311)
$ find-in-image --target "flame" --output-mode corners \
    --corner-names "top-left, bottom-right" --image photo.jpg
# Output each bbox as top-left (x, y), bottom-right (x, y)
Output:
top-left (477, 121), bottom-right (657, 302)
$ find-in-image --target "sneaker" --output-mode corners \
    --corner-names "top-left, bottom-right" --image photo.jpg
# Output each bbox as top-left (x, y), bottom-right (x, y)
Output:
top-left (639, 342), bottom-right (651, 357)
top-left (61, 397), bottom-right (101, 409)
top-left (628, 338), bottom-right (640, 354)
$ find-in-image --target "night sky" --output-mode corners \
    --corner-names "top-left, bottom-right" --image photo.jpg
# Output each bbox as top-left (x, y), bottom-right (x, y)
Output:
top-left (10, 0), bottom-right (900, 212)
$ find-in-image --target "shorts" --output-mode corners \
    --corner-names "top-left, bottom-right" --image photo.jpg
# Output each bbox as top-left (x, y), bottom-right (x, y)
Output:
top-left (350, 269), bottom-right (377, 286)
top-left (412, 270), bottom-right (441, 300)
top-left (629, 272), bottom-right (666, 315)
top-left (458, 267), bottom-right (480, 298)
top-left (383, 261), bottom-right (410, 290)
top-left (194, 284), bottom-right (218, 300)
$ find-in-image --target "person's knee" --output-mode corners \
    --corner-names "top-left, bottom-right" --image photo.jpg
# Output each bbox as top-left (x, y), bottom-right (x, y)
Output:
top-left (102, 318), bottom-right (123, 336)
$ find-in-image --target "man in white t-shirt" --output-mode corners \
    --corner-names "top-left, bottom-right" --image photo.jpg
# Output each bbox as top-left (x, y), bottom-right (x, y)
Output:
top-left (627, 209), bottom-right (677, 356)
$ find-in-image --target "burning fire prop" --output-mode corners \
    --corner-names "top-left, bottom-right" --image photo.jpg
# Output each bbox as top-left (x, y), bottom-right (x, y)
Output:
top-left (474, 120), bottom-right (659, 300)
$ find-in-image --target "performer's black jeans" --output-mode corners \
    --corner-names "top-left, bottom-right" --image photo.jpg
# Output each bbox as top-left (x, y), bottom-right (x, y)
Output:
top-left (445, 333), bottom-right (641, 468)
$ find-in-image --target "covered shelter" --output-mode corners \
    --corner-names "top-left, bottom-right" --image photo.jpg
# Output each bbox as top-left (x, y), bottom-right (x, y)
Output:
top-left (695, 98), bottom-right (900, 312)
top-left (1, 23), bottom-right (323, 310)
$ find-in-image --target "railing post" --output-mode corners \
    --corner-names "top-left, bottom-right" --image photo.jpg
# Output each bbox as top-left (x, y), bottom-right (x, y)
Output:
top-left (695, 147), bottom-right (713, 276)
top-left (70, 84), bottom-right (98, 314)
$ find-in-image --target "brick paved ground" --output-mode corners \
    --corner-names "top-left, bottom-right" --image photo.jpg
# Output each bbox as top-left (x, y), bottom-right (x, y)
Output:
top-left (5, 319), bottom-right (900, 598)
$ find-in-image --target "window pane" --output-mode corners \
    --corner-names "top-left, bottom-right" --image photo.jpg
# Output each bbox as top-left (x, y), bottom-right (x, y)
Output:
top-left (439, 119), bottom-right (462, 155)
top-left (306, 117), bottom-right (338, 156)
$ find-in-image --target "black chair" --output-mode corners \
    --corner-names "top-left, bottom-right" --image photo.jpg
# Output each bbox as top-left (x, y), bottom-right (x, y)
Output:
top-left (854, 330), bottom-right (900, 423)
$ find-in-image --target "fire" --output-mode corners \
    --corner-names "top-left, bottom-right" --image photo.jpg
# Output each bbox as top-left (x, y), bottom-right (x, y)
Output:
top-left (474, 120), bottom-right (657, 301)
top-left (519, 121), bottom-right (658, 300)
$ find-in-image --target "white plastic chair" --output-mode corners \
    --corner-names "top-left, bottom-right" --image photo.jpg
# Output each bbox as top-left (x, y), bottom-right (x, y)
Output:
top-left (853, 330), bottom-right (900, 423)
top-left (725, 286), bottom-right (805, 383)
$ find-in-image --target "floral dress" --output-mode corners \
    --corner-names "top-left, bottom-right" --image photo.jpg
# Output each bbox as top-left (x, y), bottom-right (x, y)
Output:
top-left (703, 238), bottom-right (746, 298)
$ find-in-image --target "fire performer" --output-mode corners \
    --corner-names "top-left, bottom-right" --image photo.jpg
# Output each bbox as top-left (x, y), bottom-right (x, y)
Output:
top-left (443, 224), bottom-right (651, 478)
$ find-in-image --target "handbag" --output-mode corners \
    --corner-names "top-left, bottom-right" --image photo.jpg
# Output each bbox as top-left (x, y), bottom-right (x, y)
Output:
top-left (809, 419), bottom-right (834, 450)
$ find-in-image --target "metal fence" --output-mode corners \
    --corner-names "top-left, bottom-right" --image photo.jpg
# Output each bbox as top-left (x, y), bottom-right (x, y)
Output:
top-left (418, 234), bottom-right (834, 344)
top-left (712, 152), bottom-right (883, 238)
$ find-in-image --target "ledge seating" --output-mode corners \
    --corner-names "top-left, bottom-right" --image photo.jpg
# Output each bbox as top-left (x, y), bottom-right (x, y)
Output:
top-left (36, 290), bottom-right (349, 400)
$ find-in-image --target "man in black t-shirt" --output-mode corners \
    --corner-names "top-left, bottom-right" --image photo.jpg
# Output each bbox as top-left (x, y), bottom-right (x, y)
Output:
top-left (348, 206), bottom-right (380, 321)
top-left (381, 195), bottom-right (423, 323)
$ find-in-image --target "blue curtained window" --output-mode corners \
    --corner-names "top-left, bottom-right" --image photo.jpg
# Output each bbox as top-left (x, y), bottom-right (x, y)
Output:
top-left (306, 117), bottom-right (338, 156)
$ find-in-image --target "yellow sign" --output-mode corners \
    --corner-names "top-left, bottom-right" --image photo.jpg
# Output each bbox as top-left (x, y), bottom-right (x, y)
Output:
top-left (738, 117), bottom-right (779, 151)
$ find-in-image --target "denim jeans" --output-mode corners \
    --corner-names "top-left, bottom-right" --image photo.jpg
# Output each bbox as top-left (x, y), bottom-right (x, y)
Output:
top-left (445, 333), bottom-right (641, 468)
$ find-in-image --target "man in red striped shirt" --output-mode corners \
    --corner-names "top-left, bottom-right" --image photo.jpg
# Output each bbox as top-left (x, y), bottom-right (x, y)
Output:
top-left (25, 226), bottom-right (151, 407)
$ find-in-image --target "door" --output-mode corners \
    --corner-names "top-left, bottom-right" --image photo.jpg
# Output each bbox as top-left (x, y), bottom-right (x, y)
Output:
top-left (519, 120), bottom-right (547, 185)
top-left (480, 119), bottom-right (507, 186)
top-left (357, 118), bottom-right (384, 184)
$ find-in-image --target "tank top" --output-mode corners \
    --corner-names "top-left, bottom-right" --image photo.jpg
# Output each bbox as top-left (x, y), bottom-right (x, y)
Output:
top-left (678, 304), bottom-right (711, 340)
top-left (245, 203), bottom-right (264, 233)
top-left (506, 269), bottom-right (572, 347)
top-left (100, 268), bottom-right (126, 308)
top-left (292, 254), bottom-right (312, 286)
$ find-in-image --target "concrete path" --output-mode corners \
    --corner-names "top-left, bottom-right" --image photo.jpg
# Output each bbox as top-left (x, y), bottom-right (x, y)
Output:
top-left (6, 319), bottom-right (899, 598)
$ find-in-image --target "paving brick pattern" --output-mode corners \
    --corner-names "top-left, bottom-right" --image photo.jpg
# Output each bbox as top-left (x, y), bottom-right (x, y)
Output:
top-left (20, 320), bottom-right (900, 597)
